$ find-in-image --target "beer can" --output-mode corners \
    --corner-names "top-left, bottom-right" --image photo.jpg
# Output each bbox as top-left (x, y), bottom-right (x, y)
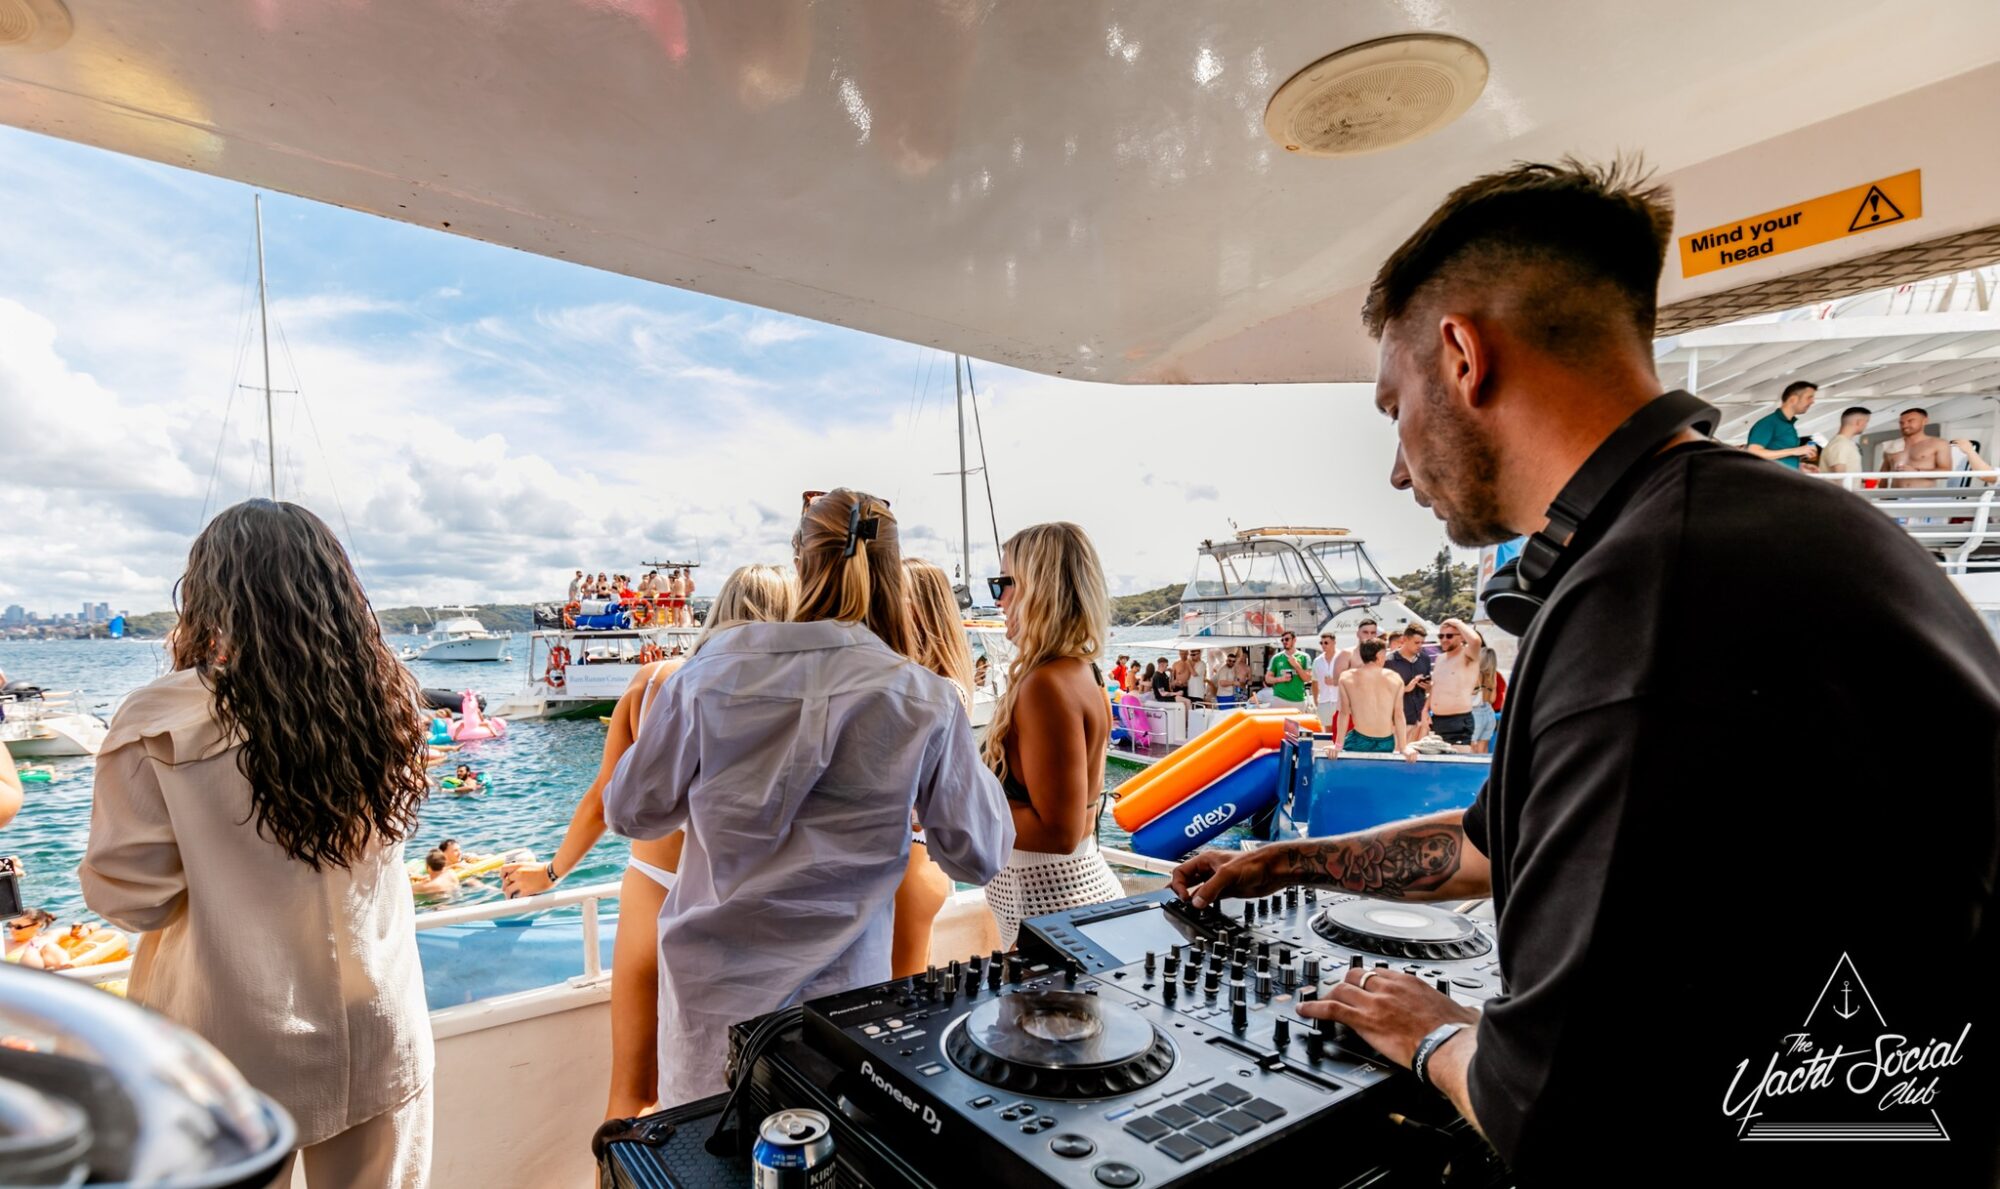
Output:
top-left (752, 1109), bottom-right (835, 1188)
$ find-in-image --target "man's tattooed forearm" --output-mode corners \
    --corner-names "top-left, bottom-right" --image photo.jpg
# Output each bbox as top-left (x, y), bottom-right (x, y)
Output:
top-left (1279, 824), bottom-right (1463, 896)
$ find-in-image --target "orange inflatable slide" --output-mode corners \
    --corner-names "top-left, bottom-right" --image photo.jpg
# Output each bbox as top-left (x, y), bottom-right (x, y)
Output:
top-left (1112, 708), bottom-right (1316, 834)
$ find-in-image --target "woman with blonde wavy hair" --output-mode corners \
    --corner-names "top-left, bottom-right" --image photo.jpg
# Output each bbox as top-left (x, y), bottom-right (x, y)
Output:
top-left (981, 521), bottom-right (1122, 948)
top-left (893, 558), bottom-right (975, 976)
top-left (605, 489), bottom-right (1012, 1107)
top-left (503, 563), bottom-right (794, 1118)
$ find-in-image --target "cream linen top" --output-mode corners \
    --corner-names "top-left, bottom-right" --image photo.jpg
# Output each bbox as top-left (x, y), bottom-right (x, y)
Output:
top-left (81, 668), bottom-right (432, 1146)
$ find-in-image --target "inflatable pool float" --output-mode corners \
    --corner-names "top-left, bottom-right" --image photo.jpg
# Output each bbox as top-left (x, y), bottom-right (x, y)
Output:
top-left (446, 690), bottom-right (507, 741)
top-left (16, 765), bottom-right (54, 784)
top-left (1112, 710), bottom-right (1315, 861)
top-left (56, 924), bottom-right (132, 968)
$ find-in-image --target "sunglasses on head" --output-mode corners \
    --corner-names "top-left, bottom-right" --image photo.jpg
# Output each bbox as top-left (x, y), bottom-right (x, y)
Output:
top-left (987, 575), bottom-right (1016, 601)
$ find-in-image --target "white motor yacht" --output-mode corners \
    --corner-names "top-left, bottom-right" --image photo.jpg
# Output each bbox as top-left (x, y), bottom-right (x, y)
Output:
top-left (402, 608), bottom-right (509, 663)
top-left (0, 689), bottom-right (109, 758)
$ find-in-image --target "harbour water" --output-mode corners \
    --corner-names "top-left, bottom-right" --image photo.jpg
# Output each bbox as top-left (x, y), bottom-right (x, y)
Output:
top-left (2, 630), bottom-right (1159, 925)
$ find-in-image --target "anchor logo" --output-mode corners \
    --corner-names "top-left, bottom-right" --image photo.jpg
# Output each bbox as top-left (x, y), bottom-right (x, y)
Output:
top-left (1832, 980), bottom-right (1859, 1021)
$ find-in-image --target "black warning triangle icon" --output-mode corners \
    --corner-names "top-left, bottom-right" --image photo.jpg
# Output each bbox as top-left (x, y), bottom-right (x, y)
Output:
top-left (1848, 184), bottom-right (1906, 233)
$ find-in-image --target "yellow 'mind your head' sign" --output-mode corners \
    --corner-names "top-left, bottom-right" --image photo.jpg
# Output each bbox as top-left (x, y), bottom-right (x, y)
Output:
top-left (1678, 170), bottom-right (1922, 279)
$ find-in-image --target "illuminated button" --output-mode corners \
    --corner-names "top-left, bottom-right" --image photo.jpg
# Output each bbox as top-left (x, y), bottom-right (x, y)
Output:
top-left (862, 1025), bottom-right (882, 1035)
top-left (1154, 1134), bottom-right (1206, 1164)
top-left (886, 1019), bottom-right (904, 1029)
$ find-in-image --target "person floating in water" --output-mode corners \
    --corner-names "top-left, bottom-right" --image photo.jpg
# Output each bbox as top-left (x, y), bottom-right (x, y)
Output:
top-left (4, 908), bottom-right (71, 970)
top-left (444, 765), bottom-right (483, 795)
top-left (410, 850), bottom-right (460, 898)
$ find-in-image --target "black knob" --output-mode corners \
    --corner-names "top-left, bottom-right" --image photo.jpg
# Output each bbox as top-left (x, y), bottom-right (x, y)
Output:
top-left (1273, 1017), bottom-right (1291, 1047)
top-left (1230, 978), bottom-right (1246, 1005)
top-left (1255, 953), bottom-right (1270, 974)
top-left (943, 978), bottom-right (957, 1003)
top-left (1303, 955), bottom-right (1321, 982)
top-left (1182, 962), bottom-right (1198, 986)
top-left (1305, 1030), bottom-right (1325, 1062)
top-left (1279, 961), bottom-right (1297, 991)
top-left (1144, 951), bottom-right (1157, 975)
top-left (1305, 888), bottom-right (1319, 903)
top-left (989, 952), bottom-right (1004, 988)
top-left (1008, 957), bottom-right (1026, 984)
top-left (1209, 952), bottom-right (1225, 974)
top-left (1298, 984), bottom-right (1318, 1003)
top-left (1241, 905), bottom-right (1255, 925)
top-left (1064, 966), bottom-right (1078, 986)
top-left (1349, 954), bottom-right (1363, 969)
top-left (1229, 961), bottom-right (1245, 983)
top-left (948, 959), bottom-right (962, 983)
top-left (1436, 977), bottom-right (1452, 998)
top-left (1163, 980), bottom-right (1177, 1005)
top-left (1279, 946), bottom-right (1294, 965)
top-left (1204, 969), bottom-right (1220, 994)
top-left (968, 954), bottom-right (984, 978)
top-left (1254, 971), bottom-right (1271, 999)
top-left (1376, 960), bottom-right (1390, 969)
top-left (1231, 997), bottom-right (1248, 1032)
top-left (1286, 886), bottom-right (1299, 905)
top-left (1162, 953), bottom-right (1179, 978)
top-left (924, 965), bottom-right (939, 996)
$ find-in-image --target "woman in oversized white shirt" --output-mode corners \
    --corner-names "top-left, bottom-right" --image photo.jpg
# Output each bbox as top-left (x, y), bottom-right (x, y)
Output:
top-left (81, 500), bottom-right (434, 1187)
top-left (603, 488), bottom-right (1014, 1107)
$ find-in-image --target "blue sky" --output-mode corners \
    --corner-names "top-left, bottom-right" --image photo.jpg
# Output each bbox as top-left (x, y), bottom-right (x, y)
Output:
top-left (0, 124), bottom-right (1454, 614)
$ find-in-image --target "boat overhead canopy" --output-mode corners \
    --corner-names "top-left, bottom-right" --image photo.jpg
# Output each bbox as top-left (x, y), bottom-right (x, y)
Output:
top-left (3, 3), bottom-right (1999, 384)
top-left (1178, 531), bottom-right (1395, 642)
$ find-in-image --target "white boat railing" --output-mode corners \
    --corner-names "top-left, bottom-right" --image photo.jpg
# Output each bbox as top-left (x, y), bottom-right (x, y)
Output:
top-left (54, 880), bottom-right (629, 991)
top-left (1813, 469), bottom-right (2000, 574)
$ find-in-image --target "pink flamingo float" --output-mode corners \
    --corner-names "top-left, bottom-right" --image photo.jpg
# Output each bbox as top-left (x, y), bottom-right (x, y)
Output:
top-left (447, 690), bottom-right (508, 741)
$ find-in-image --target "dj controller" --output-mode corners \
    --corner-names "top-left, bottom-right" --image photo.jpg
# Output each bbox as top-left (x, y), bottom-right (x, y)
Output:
top-left (603, 887), bottom-right (1515, 1188)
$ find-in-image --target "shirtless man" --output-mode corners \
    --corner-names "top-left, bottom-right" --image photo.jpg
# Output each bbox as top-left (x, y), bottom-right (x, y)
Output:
top-left (673, 569), bottom-right (695, 626)
top-left (1885, 408), bottom-right (1954, 488)
top-left (1331, 639), bottom-right (1416, 762)
top-left (1331, 618), bottom-right (1380, 687)
top-left (1426, 617), bottom-right (1485, 745)
top-left (1170, 651), bottom-right (1197, 704)
top-left (412, 850), bottom-right (461, 898)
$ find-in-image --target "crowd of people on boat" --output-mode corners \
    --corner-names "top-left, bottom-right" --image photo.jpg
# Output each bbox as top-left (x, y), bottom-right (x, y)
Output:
top-left (59, 492), bottom-right (1137, 1183)
top-left (1109, 619), bottom-right (1505, 757)
top-left (568, 567), bottom-right (697, 626)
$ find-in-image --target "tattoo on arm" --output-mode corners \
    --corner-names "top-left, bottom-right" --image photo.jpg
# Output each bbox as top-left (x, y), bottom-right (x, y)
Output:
top-left (1279, 823), bottom-right (1464, 896)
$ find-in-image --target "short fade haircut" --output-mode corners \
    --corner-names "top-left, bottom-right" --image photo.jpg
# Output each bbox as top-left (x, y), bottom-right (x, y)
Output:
top-left (1904, 407), bottom-right (1929, 420)
top-left (425, 849), bottom-right (449, 872)
top-left (1358, 638), bottom-right (1387, 663)
top-left (1781, 381), bottom-right (1818, 401)
top-left (1405, 623), bottom-right (1428, 637)
top-left (1357, 617), bottom-right (1378, 629)
top-left (1362, 157), bottom-right (1673, 363)
top-left (1841, 406), bottom-right (1871, 423)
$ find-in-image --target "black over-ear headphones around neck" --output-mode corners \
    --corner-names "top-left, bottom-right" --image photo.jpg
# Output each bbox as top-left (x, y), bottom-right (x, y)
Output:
top-left (1480, 390), bottom-right (1719, 637)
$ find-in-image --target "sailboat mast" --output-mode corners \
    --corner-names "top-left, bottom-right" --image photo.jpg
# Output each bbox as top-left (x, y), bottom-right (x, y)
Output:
top-left (253, 193), bottom-right (276, 500)
top-left (955, 354), bottom-right (971, 591)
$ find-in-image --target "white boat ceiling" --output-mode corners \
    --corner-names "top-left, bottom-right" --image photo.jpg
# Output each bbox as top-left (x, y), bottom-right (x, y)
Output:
top-left (2, 2), bottom-right (1999, 383)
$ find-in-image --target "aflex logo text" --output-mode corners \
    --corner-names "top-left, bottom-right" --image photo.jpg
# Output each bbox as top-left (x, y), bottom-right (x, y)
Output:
top-left (1183, 804), bottom-right (1236, 838)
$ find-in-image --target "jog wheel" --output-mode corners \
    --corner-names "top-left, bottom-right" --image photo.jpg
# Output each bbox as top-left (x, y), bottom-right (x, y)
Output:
top-left (944, 991), bottom-right (1174, 1100)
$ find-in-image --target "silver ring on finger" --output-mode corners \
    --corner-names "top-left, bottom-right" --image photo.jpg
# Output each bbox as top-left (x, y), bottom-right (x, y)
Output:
top-left (1357, 969), bottom-right (1380, 991)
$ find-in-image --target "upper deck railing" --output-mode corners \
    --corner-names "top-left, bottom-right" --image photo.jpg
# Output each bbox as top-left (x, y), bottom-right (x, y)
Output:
top-left (1812, 469), bottom-right (2000, 574)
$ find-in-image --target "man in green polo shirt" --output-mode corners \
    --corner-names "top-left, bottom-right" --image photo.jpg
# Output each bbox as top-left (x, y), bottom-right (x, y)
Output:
top-left (1744, 379), bottom-right (1820, 470)
top-left (1262, 631), bottom-right (1312, 707)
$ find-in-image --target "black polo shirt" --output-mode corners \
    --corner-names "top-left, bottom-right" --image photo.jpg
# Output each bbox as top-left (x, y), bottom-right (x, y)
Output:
top-left (1463, 441), bottom-right (1999, 1185)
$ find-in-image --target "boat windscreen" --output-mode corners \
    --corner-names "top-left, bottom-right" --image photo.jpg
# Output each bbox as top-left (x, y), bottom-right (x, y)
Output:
top-left (1182, 541), bottom-right (1320, 600)
top-left (1308, 541), bottom-right (1393, 597)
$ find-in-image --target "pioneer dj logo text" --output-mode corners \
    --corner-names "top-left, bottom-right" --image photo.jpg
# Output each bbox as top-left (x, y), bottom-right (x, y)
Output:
top-left (1183, 804), bottom-right (1236, 837)
top-left (859, 1060), bottom-right (942, 1136)
top-left (1720, 953), bottom-right (1971, 1141)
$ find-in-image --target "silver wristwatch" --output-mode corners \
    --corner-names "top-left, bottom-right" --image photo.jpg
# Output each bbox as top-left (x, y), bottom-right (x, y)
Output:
top-left (1412, 1021), bottom-right (1468, 1091)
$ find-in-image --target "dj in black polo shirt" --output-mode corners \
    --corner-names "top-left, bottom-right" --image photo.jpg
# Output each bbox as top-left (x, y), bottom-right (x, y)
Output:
top-left (1171, 160), bottom-right (2000, 1186)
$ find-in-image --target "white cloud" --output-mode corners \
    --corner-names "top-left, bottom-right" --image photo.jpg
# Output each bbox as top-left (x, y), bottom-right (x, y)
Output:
top-left (740, 317), bottom-right (815, 349)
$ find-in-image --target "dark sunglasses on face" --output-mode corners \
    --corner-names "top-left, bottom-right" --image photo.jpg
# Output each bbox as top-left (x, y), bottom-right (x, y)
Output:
top-left (987, 575), bottom-right (1016, 601)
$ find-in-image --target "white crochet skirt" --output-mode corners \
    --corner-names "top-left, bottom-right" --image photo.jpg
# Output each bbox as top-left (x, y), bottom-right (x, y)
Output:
top-left (985, 839), bottom-right (1124, 949)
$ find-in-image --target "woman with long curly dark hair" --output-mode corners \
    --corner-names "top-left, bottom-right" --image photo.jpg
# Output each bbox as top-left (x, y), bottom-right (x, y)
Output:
top-left (82, 499), bottom-right (435, 1187)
